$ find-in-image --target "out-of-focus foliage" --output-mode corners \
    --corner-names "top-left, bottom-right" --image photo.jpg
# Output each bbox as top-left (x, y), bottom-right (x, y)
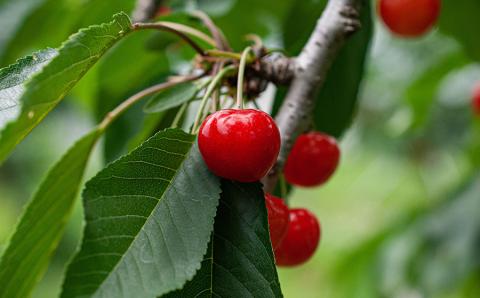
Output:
top-left (0, 0), bottom-right (479, 297)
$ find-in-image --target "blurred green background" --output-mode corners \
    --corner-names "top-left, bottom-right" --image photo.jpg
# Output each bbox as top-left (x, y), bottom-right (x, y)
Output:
top-left (0, 0), bottom-right (479, 297)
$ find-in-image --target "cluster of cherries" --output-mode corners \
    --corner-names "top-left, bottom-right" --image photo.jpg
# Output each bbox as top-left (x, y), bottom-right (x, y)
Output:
top-left (198, 109), bottom-right (340, 267)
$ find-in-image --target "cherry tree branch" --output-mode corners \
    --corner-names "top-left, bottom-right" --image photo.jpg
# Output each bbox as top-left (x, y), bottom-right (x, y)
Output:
top-left (132, 0), bottom-right (165, 22)
top-left (262, 0), bottom-right (363, 193)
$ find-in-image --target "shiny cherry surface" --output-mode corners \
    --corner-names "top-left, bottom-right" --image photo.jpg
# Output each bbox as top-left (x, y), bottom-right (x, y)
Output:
top-left (274, 208), bottom-right (321, 267)
top-left (284, 132), bottom-right (340, 187)
top-left (265, 193), bottom-right (289, 249)
top-left (472, 83), bottom-right (480, 116)
top-left (198, 109), bottom-right (280, 182)
top-left (379, 0), bottom-right (441, 37)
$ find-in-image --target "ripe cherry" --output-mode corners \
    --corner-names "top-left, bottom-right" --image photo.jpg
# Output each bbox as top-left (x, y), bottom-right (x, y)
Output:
top-left (379, 0), bottom-right (441, 37)
top-left (275, 208), bottom-right (321, 267)
top-left (472, 83), bottom-right (480, 117)
top-left (265, 193), bottom-right (289, 249)
top-left (198, 109), bottom-right (280, 182)
top-left (284, 132), bottom-right (340, 187)
top-left (155, 6), bottom-right (171, 17)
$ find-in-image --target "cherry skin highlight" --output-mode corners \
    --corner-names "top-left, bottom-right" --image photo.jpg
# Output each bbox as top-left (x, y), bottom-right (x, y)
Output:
top-left (379, 0), bottom-right (441, 37)
top-left (198, 109), bottom-right (280, 182)
top-left (265, 193), bottom-right (289, 249)
top-left (472, 83), bottom-right (480, 117)
top-left (284, 132), bottom-right (340, 187)
top-left (274, 208), bottom-right (321, 267)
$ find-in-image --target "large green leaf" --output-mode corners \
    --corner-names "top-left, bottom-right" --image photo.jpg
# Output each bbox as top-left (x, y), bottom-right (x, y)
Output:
top-left (0, 129), bottom-right (101, 298)
top-left (0, 12), bottom-right (132, 163)
top-left (61, 129), bottom-right (221, 298)
top-left (0, 48), bottom-right (57, 129)
top-left (439, 0), bottom-right (480, 62)
top-left (280, 0), bottom-right (373, 138)
top-left (165, 180), bottom-right (283, 297)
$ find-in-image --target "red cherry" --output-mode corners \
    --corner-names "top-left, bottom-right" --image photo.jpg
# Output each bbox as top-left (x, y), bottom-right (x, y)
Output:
top-left (472, 83), bottom-right (480, 116)
top-left (379, 0), bottom-right (441, 37)
top-left (265, 193), bottom-right (289, 249)
top-left (275, 208), bottom-right (321, 267)
top-left (284, 132), bottom-right (340, 187)
top-left (198, 109), bottom-right (280, 182)
top-left (155, 6), bottom-right (171, 17)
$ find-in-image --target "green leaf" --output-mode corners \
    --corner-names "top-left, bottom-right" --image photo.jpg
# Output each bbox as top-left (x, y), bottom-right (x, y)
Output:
top-left (405, 51), bottom-right (469, 130)
top-left (165, 180), bottom-right (283, 297)
top-left (0, 12), bottom-right (132, 163)
top-left (313, 0), bottom-right (372, 137)
top-left (439, 0), bottom-right (480, 62)
top-left (144, 82), bottom-right (198, 114)
top-left (0, 129), bottom-right (101, 298)
top-left (0, 48), bottom-right (57, 129)
top-left (61, 129), bottom-right (221, 298)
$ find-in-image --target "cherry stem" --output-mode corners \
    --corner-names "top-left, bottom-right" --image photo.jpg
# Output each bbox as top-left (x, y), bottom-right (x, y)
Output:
top-left (133, 22), bottom-right (216, 55)
top-left (279, 173), bottom-right (288, 204)
top-left (205, 49), bottom-right (242, 60)
top-left (236, 46), bottom-right (253, 109)
top-left (99, 75), bottom-right (200, 132)
top-left (191, 65), bottom-right (236, 134)
top-left (171, 102), bottom-right (189, 128)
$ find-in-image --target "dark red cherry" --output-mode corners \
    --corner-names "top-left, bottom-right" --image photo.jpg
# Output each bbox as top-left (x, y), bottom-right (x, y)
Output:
top-left (265, 193), bottom-right (289, 249)
top-left (284, 132), bottom-right (340, 187)
top-left (379, 0), bottom-right (441, 37)
top-left (198, 109), bottom-right (280, 182)
top-left (472, 83), bottom-right (480, 117)
top-left (274, 208), bottom-right (321, 267)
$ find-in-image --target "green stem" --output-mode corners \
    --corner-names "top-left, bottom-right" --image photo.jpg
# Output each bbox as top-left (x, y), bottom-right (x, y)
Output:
top-left (171, 102), bottom-right (189, 128)
top-left (205, 49), bottom-right (242, 60)
top-left (133, 22), bottom-right (215, 55)
top-left (236, 46), bottom-right (253, 109)
top-left (279, 173), bottom-right (288, 203)
top-left (191, 65), bottom-right (236, 134)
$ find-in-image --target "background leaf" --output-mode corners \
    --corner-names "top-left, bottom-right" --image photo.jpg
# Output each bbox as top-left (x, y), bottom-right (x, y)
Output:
top-left (0, 129), bottom-right (101, 298)
top-left (0, 48), bottom-right (57, 129)
top-left (144, 81), bottom-right (198, 114)
top-left (439, 0), bottom-right (480, 62)
top-left (405, 51), bottom-right (470, 130)
top-left (62, 129), bottom-right (221, 298)
top-left (0, 12), bottom-right (132, 163)
top-left (166, 180), bottom-right (283, 297)
top-left (277, 0), bottom-right (373, 138)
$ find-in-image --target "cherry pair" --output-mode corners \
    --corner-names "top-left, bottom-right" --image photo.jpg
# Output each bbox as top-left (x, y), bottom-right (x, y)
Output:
top-left (265, 193), bottom-right (321, 267)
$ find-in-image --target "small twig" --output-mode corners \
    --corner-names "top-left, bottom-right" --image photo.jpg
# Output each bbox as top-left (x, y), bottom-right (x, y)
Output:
top-left (133, 22), bottom-right (216, 55)
top-left (191, 10), bottom-right (231, 51)
top-left (171, 102), bottom-right (189, 128)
